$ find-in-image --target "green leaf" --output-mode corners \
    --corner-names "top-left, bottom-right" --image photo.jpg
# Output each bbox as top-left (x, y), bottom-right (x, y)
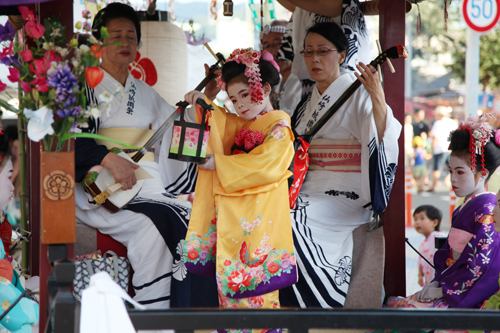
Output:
top-left (0, 99), bottom-right (19, 113)
top-left (100, 26), bottom-right (110, 39)
top-left (69, 133), bottom-right (140, 150)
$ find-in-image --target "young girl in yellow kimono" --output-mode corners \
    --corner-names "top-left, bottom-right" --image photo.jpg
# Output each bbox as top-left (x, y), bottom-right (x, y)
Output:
top-left (184, 48), bottom-right (297, 327)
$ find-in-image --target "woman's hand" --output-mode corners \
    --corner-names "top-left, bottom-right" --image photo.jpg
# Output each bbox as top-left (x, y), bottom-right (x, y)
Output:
top-left (101, 153), bottom-right (140, 191)
top-left (417, 280), bottom-right (442, 301)
top-left (185, 91), bottom-right (205, 106)
top-left (355, 62), bottom-right (387, 143)
top-left (203, 63), bottom-right (222, 101)
top-left (354, 63), bottom-right (383, 99)
top-left (197, 154), bottom-right (216, 170)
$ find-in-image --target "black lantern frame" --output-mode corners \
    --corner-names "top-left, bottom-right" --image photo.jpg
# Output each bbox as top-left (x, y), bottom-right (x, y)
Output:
top-left (168, 100), bottom-right (213, 163)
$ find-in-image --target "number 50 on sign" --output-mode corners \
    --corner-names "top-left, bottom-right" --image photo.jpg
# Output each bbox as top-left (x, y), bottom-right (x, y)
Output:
top-left (461, 0), bottom-right (500, 33)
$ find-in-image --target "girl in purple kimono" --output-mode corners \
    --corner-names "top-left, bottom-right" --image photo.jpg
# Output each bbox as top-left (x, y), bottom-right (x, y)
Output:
top-left (389, 116), bottom-right (500, 310)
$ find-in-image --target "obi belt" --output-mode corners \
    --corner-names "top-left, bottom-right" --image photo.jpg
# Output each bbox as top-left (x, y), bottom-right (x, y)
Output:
top-left (308, 138), bottom-right (361, 173)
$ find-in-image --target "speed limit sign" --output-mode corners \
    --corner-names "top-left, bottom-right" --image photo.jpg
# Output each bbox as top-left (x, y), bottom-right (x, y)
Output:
top-left (461, 0), bottom-right (500, 33)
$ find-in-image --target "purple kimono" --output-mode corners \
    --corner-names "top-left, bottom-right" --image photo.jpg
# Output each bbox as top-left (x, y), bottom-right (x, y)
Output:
top-left (433, 192), bottom-right (500, 308)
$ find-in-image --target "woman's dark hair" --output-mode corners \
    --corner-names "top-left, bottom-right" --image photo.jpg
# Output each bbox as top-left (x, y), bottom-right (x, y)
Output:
top-left (414, 205), bottom-right (443, 231)
top-left (4, 126), bottom-right (17, 142)
top-left (92, 3), bottom-right (141, 44)
top-left (222, 57), bottom-right (281, 109)
top-left (304, 22), bottom-right (349, 56)
top-left (449, 128), bottom-right (500, 182)
top-left (0, 133), bottom-right (9, 167)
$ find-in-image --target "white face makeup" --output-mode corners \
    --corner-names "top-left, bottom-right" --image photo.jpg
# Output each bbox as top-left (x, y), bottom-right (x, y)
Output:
top-left (227, 81), bottom-right (272, 120)
top-left (449, 154), bottom-right (485, 200)
top-left (492, 191), bottom-right (500, 232)
top-left (0, 159), bottom-right (14, 212)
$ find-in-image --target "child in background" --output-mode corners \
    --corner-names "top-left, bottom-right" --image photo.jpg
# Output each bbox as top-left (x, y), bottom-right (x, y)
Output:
top-left (183, 48), bottom-right (297, 331)
top-left (413, 205), bottom-right (447, 286)
top-left (412, 136), bottom-right (428, 193)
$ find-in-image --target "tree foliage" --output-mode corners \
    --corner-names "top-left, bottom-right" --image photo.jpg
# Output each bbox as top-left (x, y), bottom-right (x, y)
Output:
top-left (447, 31), bottom-right (500, 89)
top-left (408, 1), bottom-right (463, 90)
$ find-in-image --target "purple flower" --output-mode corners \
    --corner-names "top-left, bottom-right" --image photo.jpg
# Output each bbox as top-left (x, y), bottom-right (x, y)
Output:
top-left (57, 106), bottom-right (81, 118)
top-left (0, 55), bottom-right (19, 67)
top-left (0, 22), bottom-right (16, 42)
top-left (281, 259), bottom-right (292, 270)
top-left (199, 251), bottom-right (208, 261)
top-left (48, 64), bottom-right (78, 106)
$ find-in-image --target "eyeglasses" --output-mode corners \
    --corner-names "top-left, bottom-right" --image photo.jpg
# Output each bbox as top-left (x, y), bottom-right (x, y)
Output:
top-left (300, 48), bottom-right (337, 57)
top-left (262, 41), bottom-right (283, 50)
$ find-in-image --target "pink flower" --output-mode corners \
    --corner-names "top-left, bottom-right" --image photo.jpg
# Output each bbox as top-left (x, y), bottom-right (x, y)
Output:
top-left (7, 68), bottom-right (19, 83)
top-left (465, 280), bottom-right (473, 287)
top-left (20, 81), bottom-right (31, 93)
top-left (0, 42), bottom-right (13, 60)
top-left (30, 77), bottom-right (49, 92)
top-left (0, 80), bottom-right (6, 93)
top-left (241, 221), bottom-right (251, 231)
top-left (25, 20), bottom-right (45, 39)
top-left (20, 50), bottom-right (33, 62)
top-left (250, 266), bottom-right (264, 280)
top-left (227, 269), bottom-right (252, 292)
top-left (18, 6), bottom-right (35, 21)
top-left (282, 252), bottom-right (291, 260)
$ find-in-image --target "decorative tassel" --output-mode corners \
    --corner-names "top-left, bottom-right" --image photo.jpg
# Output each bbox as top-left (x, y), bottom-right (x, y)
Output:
top-left (444, 0), bottom-right (451, 32)
top-left (366, 212), bottom-right (384, 231)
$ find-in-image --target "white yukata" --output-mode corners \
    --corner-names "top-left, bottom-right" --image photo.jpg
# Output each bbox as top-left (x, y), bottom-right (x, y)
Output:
top-left (75, 71), bottom-right (214, 309)
top-left (280, 73), bottom-right (402, 307)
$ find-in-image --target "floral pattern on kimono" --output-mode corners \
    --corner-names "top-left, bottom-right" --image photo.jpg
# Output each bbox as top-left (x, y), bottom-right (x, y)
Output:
top-left (184, 104), bottom-right (297, 300)
top-left (434, 193), bottom-right (500, 308)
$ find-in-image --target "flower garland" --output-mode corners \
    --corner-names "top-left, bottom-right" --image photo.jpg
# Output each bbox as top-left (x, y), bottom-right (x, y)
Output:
top-left (448, 116), bottom-right (493, 176)
top-left (216, 48), bottom-right (280, 105)
top-left (217, 48), bottom-right (263, 104)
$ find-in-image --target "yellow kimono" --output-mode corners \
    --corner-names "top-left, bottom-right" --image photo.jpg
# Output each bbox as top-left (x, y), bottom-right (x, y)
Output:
top-left (184, 103), bottom-right (297, 309)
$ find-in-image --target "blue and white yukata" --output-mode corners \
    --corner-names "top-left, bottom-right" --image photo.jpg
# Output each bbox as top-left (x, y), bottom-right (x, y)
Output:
top-left (280, 73), bottom-right (401, 307)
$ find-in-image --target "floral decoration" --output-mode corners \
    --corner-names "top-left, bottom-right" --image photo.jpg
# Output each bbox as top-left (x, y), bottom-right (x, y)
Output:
top-left (448, 115), bottom-right (494, 176)
top-left (184, 217), bottom-right (217, 266)
top-left (232, 128), bottom-right (264, 154)
top-left (444, 223), bottom-right (495, 296)
top-left (217, 245), bottom-right (296, 297)
top-left (216, 48), bottom-right (264, 104)
top-left (235, 129), bottom-right (264, 150)
top-left (0, 6), bottom-right (136, 152)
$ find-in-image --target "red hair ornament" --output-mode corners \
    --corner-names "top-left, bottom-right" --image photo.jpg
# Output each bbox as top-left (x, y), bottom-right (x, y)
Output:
top-left (448, 116), bottom-right (493, 176)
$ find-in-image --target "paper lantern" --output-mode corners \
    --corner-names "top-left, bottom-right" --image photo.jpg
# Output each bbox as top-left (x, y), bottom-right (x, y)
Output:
top-left (129, 12), bottom-right (188, 104)
top-left (169, 100), bottom-right (213, 163)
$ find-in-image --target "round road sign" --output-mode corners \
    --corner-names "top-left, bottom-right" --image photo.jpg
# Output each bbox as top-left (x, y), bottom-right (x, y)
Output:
top-left (461, 0), bottom-right (500, 33)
